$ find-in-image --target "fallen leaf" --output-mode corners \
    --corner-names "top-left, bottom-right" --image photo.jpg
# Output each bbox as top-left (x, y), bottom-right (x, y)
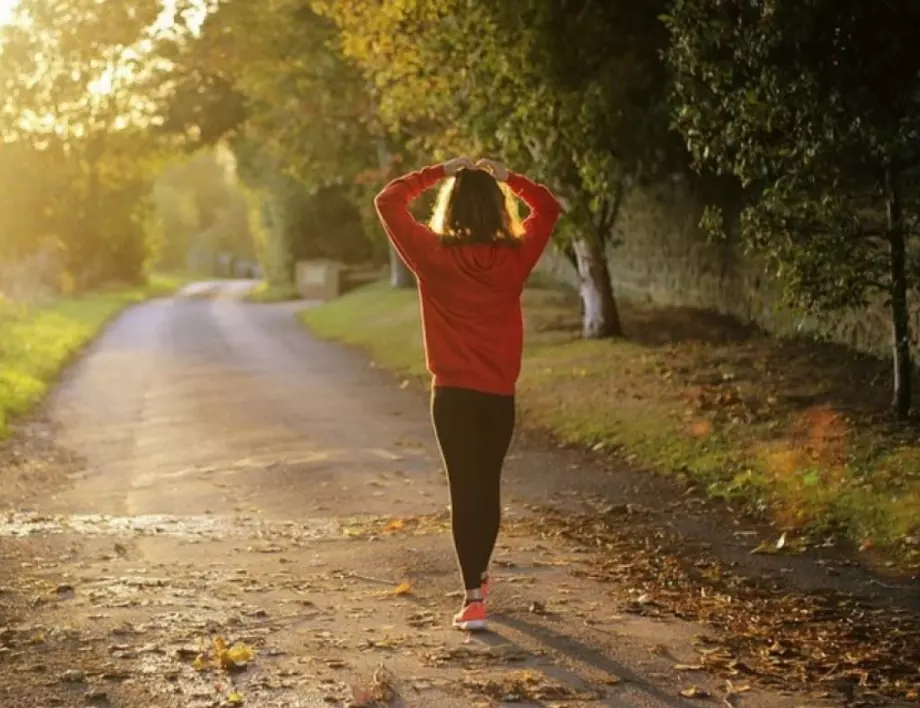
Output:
top-left (61, 669), bottom-right (85, 683)
top-left (674, 664), bottom-right (704, 671)
top-left (680, 686), bottom-right (710, 698)
top-left (227, 690), bottom-right (244, 704)
top-left (392, 581), bottom-right (413, 596)
top-left (226, 643), bottom-right (254, 666)
top-left (192, 638), bottom-right (256, 673)
top-left (726, 681), bottom-right (751, 694)
top-left (749, 540), bottom-right (776, 555)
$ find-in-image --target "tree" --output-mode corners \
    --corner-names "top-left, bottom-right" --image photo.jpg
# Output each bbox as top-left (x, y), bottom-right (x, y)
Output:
top-left (150, 178), bottom-right (200, 271)
top-left (317, 0), bottom-right (678, 338)
top-left (0, 0), bottom-right (195, 288)
top-left (159, 0), bottom-right (384, 283)
top-left (666, 0), bottom-right (920, 419)
top-left (152, 146), bottom-right (257, 273)
top-left (488, 1), bottom-right (679, 338)
top-left (286, 185), bottom-right (373, 265)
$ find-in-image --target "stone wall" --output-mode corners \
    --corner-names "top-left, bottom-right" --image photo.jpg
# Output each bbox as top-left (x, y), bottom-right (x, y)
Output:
top-left (537, 176), bottom-right (909, 359)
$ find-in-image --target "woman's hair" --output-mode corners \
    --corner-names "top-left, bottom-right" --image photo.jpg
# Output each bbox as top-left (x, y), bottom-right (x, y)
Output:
top-left (429, 168), bottom-right (524, 246)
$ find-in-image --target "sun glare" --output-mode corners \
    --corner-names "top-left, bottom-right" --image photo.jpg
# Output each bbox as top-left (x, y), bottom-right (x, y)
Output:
top-left (0, 0), bottom-right (207, 31)
top-left (0, 0), bottom-right (18, 26)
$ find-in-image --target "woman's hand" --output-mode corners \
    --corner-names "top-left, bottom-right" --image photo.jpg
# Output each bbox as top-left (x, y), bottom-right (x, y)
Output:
top-left (443, 156), bottom-right (475, 176)
top-left (475, 158), bottom-right (509, 182)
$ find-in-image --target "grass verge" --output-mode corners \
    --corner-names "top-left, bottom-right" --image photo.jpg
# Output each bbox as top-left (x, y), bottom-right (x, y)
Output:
top-left (0, 273), bottom-right (193, 437)
top-left (245, 281), bottom-right (302, 304)
top-left (300, 279), bottom-right (920, 570)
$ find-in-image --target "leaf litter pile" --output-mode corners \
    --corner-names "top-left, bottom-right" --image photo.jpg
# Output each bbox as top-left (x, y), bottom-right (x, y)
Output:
top-left (346, 664), bottom-right (397, 708)
top-left (508, 505), bottom-right (920, 705)
top-left (462, 669), bottom-right (604, 704)
top-left (341, 511), bottom-right (451, 540)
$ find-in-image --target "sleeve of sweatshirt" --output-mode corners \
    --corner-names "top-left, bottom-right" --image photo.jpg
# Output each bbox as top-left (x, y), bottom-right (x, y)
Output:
top-left (373, 164), bottom-right (445, 275)
top-left (506, 172), bottom-right (562, 275)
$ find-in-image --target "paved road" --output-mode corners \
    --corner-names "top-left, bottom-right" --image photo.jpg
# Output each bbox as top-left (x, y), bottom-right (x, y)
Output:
top-left (0, 282), bottom-right (833, 707)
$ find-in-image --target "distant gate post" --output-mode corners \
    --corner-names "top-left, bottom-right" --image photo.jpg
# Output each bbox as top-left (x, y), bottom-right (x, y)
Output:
top-left (295, 260), bottom-right (346, 300)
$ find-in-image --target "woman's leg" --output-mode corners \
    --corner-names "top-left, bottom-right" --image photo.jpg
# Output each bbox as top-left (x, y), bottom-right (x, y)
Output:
top-left (431, 387), bottom-right (485, 592)
top-left (476, 394), bottom-right (515, 585)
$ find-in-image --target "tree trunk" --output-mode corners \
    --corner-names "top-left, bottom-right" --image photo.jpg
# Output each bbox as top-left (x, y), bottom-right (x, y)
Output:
top-left (571, 234), bottom-right (622, 339)
top-left (374, 133), bottom-right (415, 289)
top-left (885, 166), bottom-right (912, 420)
top-left (561, 241), bottom-right (578, 271)
top-left (388, 245), bottom-right (415, 288)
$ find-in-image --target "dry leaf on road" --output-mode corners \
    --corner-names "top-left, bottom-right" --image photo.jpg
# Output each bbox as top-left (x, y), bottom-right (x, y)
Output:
top-left (680, 686), bottom-right (710, 698)
top-left (391, 581), bottom-right (413, 596)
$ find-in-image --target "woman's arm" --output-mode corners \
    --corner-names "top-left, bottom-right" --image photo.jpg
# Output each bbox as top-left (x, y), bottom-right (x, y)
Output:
top-left (373, 165), bottom-right (444, 275)
top-left (373, 157), bottom-right (473, 274)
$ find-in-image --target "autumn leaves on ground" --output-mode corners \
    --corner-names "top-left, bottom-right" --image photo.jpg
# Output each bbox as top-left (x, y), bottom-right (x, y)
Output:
top-left (0, 283), bottom-right (917, 708)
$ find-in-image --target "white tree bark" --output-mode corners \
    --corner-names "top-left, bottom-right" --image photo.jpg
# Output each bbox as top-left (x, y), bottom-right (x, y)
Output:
top-left (572, 234), bottom-right (622, 339)
top-left (388, 246), bottom-right (415, 288)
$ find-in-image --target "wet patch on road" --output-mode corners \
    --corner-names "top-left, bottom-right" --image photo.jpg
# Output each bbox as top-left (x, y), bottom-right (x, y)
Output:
top-left (0, 512), bottom-right (343, 541)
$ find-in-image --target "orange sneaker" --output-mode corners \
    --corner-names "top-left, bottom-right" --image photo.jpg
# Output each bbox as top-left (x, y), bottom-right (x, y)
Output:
top-left (452, 600), bottom-right (487, 631)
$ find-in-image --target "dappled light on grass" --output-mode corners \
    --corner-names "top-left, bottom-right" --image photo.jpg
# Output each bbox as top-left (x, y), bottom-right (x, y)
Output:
top-left (750, 404), bottom-right (920, 552)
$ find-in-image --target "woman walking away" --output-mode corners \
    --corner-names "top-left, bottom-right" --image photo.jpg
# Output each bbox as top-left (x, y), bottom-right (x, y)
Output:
top-left (374, 156), bottom-right (561, 631)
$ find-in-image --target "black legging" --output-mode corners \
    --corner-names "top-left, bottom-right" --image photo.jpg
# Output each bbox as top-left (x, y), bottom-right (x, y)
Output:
top-left (431, 386), bottom-right (516, 591)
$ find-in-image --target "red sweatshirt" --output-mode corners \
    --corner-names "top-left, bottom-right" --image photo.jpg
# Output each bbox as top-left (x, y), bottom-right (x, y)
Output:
top-left (374, 164), bottom-right (561, 396)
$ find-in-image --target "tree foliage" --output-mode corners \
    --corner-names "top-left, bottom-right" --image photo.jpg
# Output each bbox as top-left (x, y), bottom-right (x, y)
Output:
top-left (152, 147), bottom-right (256, 273)
top-left (315, 0), bottom-right (677, 337)
top-left (666, 0), bottom-right (920, 417)
top-left (161, 0), bottom-right (379, 280)
top-left (0, 0), bottom-right (199, 289)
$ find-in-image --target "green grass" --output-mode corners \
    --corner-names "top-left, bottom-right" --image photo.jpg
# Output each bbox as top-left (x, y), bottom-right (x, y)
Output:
top-left (244, 281), bottom-right (302, 304)
top-left (302, 282), bottom-right (426, 375)
top-left (0, 273), bottom-right (193, 437)
top-left (301, 279), bottom-right (920, 570)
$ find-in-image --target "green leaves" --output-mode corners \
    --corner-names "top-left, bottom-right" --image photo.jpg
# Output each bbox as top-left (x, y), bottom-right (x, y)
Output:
top-left (666, 0), bottom-right (920, 414)
top-left (321, 0), bottom-right (675, 220)
top-left (164, 0), bottom-right (378, 193)
top-left (666, 0), bottom-right (920, 303)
